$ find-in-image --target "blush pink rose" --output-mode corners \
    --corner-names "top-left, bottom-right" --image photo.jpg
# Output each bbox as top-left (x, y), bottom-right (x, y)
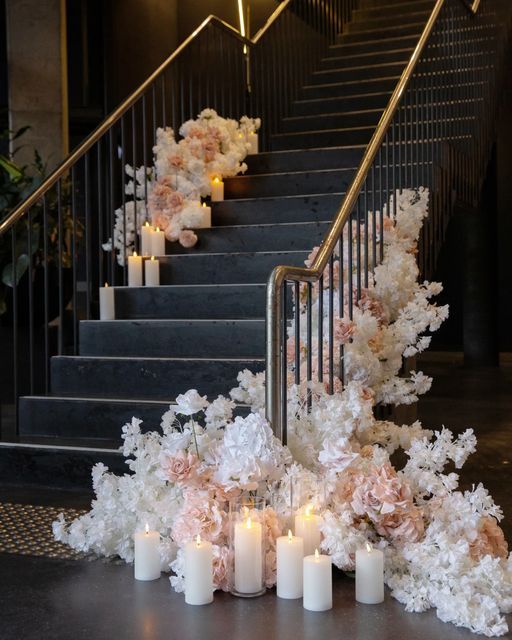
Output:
top-left (168, 154), bottom-right (184, 169)
top-left (153, 212), bottom-right (170, 231)
top-left (375, 505), bottom-right (425, 543)
top-left (212, 545), bottom-right (233, 592)
top-left (351, 464), bottom-right (413, 521)
top-left (469, 517), bottom-right (508, 560)
top-left (179, 229), bottom-right (198, 248)
top-left (161, 450), bottom-right (199, 485)
top-left (167, 191), bottom-right (184, 212)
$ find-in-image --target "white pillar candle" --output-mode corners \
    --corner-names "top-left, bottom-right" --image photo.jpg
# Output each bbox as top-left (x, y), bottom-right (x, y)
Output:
top-left (151, 227), bottom-right (165, 256)
top-left (211, 177), bottom-right (224, 202)
top-left (295, 505), bottom-right (322, 557)
top-left (234, 516), bottom-right (263, 594)
top-left (128, 251), bottom-right (143, 287)
top-left (247, 131), bottom-right (259, 155)
top-left (276, 530), bottom-right (304, 599)
top-left (303, 549), bottom-right (332, 611)
top-left (185, 535), bottom-right (213, 605)
top-left (140, 221), bottom-right (153, 256)
top-left (99, 283), bottom-right (115, 320)
top-left (144, 256), bottom-right (160, 286)
top-left (134, 523), bottom-right (161, 581)
top-left (355, 543), bottom-right (384, 604)
top-left (197, 202), bottom-right (211, 228)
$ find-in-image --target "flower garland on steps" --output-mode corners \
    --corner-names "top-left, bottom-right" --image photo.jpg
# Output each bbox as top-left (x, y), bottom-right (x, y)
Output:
top-left (102, 109), bottom-right (261, 263)
top-left (55, 189), bottom-right (512, 637)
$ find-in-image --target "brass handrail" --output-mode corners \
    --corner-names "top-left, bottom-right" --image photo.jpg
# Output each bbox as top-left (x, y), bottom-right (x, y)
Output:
top-left (265, 0), bottom-right (481, 441)
top-left (0, 5), bottom-right (292, 237)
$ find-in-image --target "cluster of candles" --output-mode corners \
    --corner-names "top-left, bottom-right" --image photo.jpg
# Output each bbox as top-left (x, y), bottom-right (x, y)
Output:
top-left (133, 505), bottom-right (384, 610)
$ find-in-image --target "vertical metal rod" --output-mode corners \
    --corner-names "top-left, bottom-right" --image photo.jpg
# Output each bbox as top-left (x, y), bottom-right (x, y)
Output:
top-left (11, 225), bottom-right (18, 433)
top-left (71, 166), bottom-right (78, 355)
top-left (43, 196), bottom-right (50, 393)
top-left (318, 275), bottom-right (324, 384)
top-left (281, 281), bottom-right (288, 445)
top-left (294, 281), bottom-right (300, 386)
top-left (27, 209), bottom-right (34, 394)
top-left (57, 180), bottom-right (64, 355)
top-left (84, 153), bottom-right (91, 319)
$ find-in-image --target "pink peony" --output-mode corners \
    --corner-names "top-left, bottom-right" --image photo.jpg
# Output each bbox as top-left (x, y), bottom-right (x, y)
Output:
top-left (161, 450), bottom-right (199, 485)
top-left (351, 464), bottom-right (413, 520)
top-left (375, 505), bottom-right (424, 543)
top-left (212, 545), bottom-right (233, 592)
top-left (171, 491), bottom-right (227, 546)
top-left (469, 517), bottom-right (508, 561)
top-left (179, 229), bottom-right (198, 248)
top-left (168, 154), bottom-right (184, 169)
top-left (167, 191), bottom-right (184, 212)
top-left (153, 211), bottom-right (170, 231)
top-left (164, 222), bottom-right (181, 242)
top-left (358, 288), bottom-right (389, 325)
top-left (202, 138), bottom-right (220, 162)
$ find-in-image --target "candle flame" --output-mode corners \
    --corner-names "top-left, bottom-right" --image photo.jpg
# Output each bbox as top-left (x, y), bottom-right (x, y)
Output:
top-left (288, 529), bottom-right (293, 542)
top-left (314, 548), bottom-right (320, 559)
top-left (246, 517), bottom-right (252, 529)
top-left (151, 255), bottom-right (155, 261)
top-left (213, 177), bottom-right (220, 184)
top-left (156, 227), bottom-right (160, 233)
top-left (305, 504), bottom-right (313, 518)
top-left (202, 202), bottom-right (206, 207)
top-left (145, 523), bottom-right (149, 535)
top-left (196, 534), bottom-right (201, 547)
top-left (144, 221), bottom-right (150, 227)
top-left (104, 282), bottom-right (109, 288)
top-left (133, 251), bottom-right (138, 257)
top-left (366, 542), bottom-right (373, 553)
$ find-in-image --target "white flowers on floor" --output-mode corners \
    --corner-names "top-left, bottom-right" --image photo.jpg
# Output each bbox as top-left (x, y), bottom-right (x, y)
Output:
top-left (55, 188), bottom-right (511, 636)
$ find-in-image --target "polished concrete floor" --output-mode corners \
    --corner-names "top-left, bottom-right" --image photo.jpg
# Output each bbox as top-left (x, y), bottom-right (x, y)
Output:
top-left (0, 353), bottom-right (511, 640)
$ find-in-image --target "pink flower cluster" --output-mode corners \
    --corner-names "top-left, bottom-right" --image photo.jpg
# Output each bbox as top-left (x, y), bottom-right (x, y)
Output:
top-left (351, 463), bottom-right (424, 543)
top-left (469, 516), bottom-right (508, 561)
top-left (148, 177), bottom-right (197, 248)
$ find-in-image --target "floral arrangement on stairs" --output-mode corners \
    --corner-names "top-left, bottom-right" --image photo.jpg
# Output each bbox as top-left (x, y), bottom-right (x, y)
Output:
top-left (55, 188), bottom-right (512, 637)
top-left (102, 109), bottom-right (261, 263)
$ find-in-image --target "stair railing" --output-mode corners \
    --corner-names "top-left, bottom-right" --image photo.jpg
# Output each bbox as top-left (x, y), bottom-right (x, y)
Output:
top-left (266, 0), bottom-right (512, 443)
top-left (0, 0), bottom-right (360, 438)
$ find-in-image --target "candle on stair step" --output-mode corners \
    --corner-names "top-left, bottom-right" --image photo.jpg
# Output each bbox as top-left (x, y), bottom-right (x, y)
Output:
top-left (99, 283), bottom-right (115, 320)
top-left (144, 256), bottom-right (160, 286)
top-left (151, 227), bottom-right (166, 256)
top-left (196, 203), bottom-right (211, 228)
top-left (140, 221), bottom-right (153, 256)
top-left (128, 251), bottom-right (143, 287)
top-left (211, 177), bottom-right (224, 202)
top-left (134, 523), bottom-right (161, 581)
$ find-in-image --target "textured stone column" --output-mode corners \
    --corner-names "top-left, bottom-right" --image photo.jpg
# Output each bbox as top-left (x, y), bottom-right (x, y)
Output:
top-left (6, 0), bottom-right (68, 171)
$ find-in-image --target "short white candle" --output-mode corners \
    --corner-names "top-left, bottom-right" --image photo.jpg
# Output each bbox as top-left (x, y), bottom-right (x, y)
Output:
top-left (295, 505), bottom-right (322, 557)
top-left (197, 202), bottom-right (212, 228)
top-left (134, 523), bottom-right (161, 581)
top-left (303, 549), bottom-right (332, 611)
top-left (276, 530), bottom-right (303, 599)
top-left (211, 177), bottom-right (224, 202)
top-left (140, 221), bottom-right (153, 256)
top-left (99, 282), bottom-right (115, 320)
top-left (234, 516), bottom-right (263, 594)
top-left (247, 131), bottom-right (259, 155)
top-left (356, 543), bottom-right (384, 604)
top-left (185, 535), bottom-right (213, 605)
top-left (144, 256), bottom-right (160, 286)
top-left (151, 226), bottom-right (166, 256)
top-left (128, 251), bottom-right (143, 287)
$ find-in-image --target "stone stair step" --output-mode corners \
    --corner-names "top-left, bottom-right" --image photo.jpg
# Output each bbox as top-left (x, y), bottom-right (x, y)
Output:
top-left (290, 91), bottom-right (391, 117)
top-left (245, 146), bottom-right (365, 174)
top-left (310, 62), bottom-right (406, 85)
top-left (212, 193), bottom-right (344, 225)
top-left (300, 76), bottom-right (399, 101)
top-left (271, 126), bottom-right (375, 151)
top-left (224, 168), bottom-right (357, 198)
top-left (114, 284), bottom-right (267, 319)
top-left (353, 0), bottom-right (434, 20)
top-left (347, 10), bottom-right (431, 33)
top-left (320, 47), bottom-right (413, 70)
top-left (335, 22), bottom-right (423, 43)
top-left (156, 250), bottom-right (309, 285)
top-left (18, 396), bottom-right (250, 442)
top-left (281, 109), bottom-right (383, 134)
top-left (79, 319), bottom-right (266, 358)
top-left (165, 221), bottom-right (330, 254)
top-left (0, 441), bottom-right (125, 490)
top-left (327, 33), bottom-right (420, 56)
top-left (50, 356), bottom-right (264, 400)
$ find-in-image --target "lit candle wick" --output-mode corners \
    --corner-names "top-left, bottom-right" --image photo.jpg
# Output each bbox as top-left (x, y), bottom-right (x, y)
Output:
top-left (196, 534), bottom-right (201, 547)
top-left (145, 221), bottom-right (150, 227)
top-left (104, 282), bottom-right (109, 288)
top-left (314, 548), bottom-right (320, 560)
top-left (366, 542), bottom-right (373, 554)
top-left (133, 251), bottom-right (138, 257)
top-left (246, 517), bottom-right (252, 530)
top-left (151, 255), bottom-right (155, 261)
top-left (145, 523), bottom-right (149, 535)
top-left (156, 227), bottom-right (160, 233)
top-left (202, 202), bottom-right (206, 207)
top-left (305, 504), bottom-right (313, 518)
top-left (288, 529), bottom-right (293, 542)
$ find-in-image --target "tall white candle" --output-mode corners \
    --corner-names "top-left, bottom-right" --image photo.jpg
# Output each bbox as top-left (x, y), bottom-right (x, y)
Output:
top-left (140, 221), bottom-right (153, 256)
top-left (211, 177), bottom-right (224, 202)
top-left (276, 530), bottom-right (303, 599)
top-left (144, 256), bottom-right (160, 286)
top-left (247, 131), bottom-right (259, 155)
top-left (134, 523), bottom-right (161, 581)
top-left (151, 227), bottom-right (166, 256)
top-left (99, 283), bottom-right (115, 320)
top-left (128, 251), bottom-right (143, 287)
top-left (185, 535), bottom-right (213, 605)
top-left (356, 543), bottom-right (384, 604)
top-left (234, 516), bottom-right (263, 594)
top-left (295, 505), bottom-right (322, 557)
top-left (303, 549), bottom-right (332, 611)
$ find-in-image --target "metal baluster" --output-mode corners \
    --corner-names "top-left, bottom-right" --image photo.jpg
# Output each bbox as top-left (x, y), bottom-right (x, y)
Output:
top-left (294, 282), bottom-right (300, 386)
top-left (84, 153), bottom-right (91, 319)
top-left (11, 224), bottom-right (18, 433)
top-left (281, 281), bottom-right (288, 445)
top-left (57, 180), bottom-right (64, 355)
top-left (43, 196), bottom-right (50, 393)
top-left (307, 282), bottom-right (312, 410)
top-left (328, 255), bottom-right (334, 394)
top-left (318, 274), bottom-right (324, 384)
top-left (71, 166), bottom-right (78, 355)
top-left (27, 209), bottom-right (34, 394)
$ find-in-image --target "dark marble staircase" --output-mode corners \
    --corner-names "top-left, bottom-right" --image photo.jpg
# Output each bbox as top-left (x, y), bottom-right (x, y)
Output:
top-left (3, 0), bottom-right (435, 488)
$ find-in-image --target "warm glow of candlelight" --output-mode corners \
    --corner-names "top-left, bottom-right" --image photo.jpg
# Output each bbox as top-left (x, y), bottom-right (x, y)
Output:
top-left (144, 221), bottom-right (150, 227)
top-left (305, 504), bottom-right (313, 518)
top-left (133, 251), bottom-right (138, 257)
top-left (213, 177), bottom-right (220, 184)
top-left (151, 255), bottom-right (155, 261)
top-left (104, 282), bottom-right (109, 288)
top-left (314, 548), bottom-right (320, 560)
top-left (288, 529), bottom-right (293, 542)
top-left (156, 227), bottom-right (160, 233)
top-left (196, 534), bottom-right (201, 547)
top-left (202, 202), bottom-right (206, 207)
top-left (246, 516), bottom-right (252, 530)
top-left (145, 523), bottom-right (149, 535)
top-left (366, 542), bottom-right (373, 553)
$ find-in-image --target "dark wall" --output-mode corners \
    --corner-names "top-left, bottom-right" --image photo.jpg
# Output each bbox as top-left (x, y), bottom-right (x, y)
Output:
top-left (0, 0), bottom-right (8, 146)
